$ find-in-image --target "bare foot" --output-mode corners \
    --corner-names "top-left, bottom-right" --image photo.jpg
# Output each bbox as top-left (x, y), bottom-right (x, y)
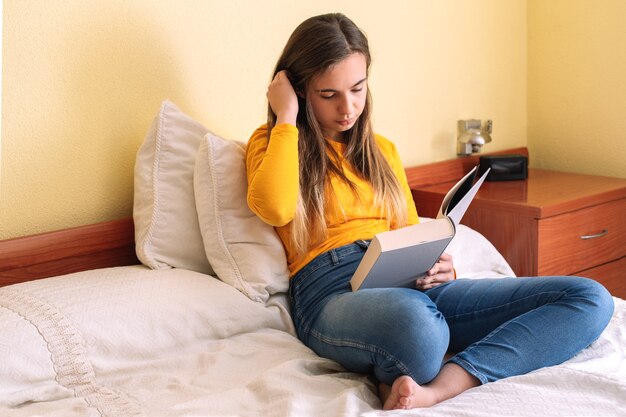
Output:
top-left (380, 376), bottom-right (438, 410)
top-left (379, 364), bottom-right (480, 410)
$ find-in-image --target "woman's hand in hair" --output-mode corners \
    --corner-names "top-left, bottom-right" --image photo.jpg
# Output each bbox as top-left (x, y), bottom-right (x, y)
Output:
top-left (415, 252), bottom-right (455, 291)
top-left (268, 70), bottom-right (299, 126)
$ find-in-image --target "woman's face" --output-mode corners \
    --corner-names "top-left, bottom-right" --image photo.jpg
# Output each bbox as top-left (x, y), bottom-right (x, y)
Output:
top-left (307, 53), bottom-right (368, 142)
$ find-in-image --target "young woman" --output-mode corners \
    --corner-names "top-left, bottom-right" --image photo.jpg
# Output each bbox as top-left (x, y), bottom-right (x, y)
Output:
top-left (245, 13), bottom-right (614, 410)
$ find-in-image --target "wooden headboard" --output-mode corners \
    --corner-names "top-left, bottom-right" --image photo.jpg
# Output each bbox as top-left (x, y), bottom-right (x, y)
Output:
top-left (0, 218), bottom-right (138, 287)
top-left (0, 147), bottom-right (528, 287)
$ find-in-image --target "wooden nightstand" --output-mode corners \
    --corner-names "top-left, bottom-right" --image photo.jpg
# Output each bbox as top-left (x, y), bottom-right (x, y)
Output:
top-left (406, 149), bottom-right (626, 299)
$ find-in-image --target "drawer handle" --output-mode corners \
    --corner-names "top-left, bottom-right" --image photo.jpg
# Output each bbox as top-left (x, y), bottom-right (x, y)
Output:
top-left (580, 229), bottom-right (608, 240)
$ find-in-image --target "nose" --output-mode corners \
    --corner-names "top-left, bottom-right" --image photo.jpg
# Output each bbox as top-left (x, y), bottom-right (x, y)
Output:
top-left (338, 94), bottom-right (353, 117)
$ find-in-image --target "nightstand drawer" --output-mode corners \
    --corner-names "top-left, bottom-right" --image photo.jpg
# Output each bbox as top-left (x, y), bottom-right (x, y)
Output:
top-left (578, 256), bottom-right (626, 299)
top-left (537, 198), bottom-right (626, 275)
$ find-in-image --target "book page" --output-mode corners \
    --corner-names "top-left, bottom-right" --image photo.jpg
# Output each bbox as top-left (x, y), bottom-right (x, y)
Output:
top-left (436, 166), bottom-right (490, 226)
top-left (437, 166), bottom-right (477, 219)
top-left (376, 218), bottom-right (454, 252)
top-left (445, 168), bottom-right (490, 225)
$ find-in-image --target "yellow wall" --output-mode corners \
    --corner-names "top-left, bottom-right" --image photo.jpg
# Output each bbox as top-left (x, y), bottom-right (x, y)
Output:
top-left (2, 0), bottom-right (527, 239)
top-left (528, 0), bottom-right (626, 178)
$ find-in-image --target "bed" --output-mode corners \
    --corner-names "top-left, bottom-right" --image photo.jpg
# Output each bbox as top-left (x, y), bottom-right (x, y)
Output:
top-left (1, 101), bottom-right (624, 417)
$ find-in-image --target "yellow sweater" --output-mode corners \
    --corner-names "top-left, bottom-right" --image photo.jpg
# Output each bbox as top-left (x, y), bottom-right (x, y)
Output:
top-left (246, 123), bottom-right (419, 276)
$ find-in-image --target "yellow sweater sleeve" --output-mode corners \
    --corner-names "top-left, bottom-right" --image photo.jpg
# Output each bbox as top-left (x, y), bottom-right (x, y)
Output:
top-left (245, 124), bottom-right (299, 226)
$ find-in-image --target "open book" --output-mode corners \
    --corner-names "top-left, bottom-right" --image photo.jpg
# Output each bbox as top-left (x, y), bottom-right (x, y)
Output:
top-left (350, 165), bottom-right (490, 291)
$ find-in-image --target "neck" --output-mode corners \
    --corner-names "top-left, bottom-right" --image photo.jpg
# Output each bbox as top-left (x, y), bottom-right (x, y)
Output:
top-left (324, 131), bottom-right (346, 143)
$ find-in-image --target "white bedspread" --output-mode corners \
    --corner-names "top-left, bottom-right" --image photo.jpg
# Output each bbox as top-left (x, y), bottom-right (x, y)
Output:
top-left (1, 225), bottom-right (624, 417)
top-left (1, 265), bottom-right (624, 417)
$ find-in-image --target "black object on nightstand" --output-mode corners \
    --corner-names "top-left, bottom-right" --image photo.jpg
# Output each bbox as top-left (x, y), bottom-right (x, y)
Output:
top-left (479, 154), bottom-right (528, 181)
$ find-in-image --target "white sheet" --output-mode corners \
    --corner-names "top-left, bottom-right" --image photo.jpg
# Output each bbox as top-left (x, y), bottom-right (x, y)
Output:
top-left (1, 227), bottom-right (623, 417)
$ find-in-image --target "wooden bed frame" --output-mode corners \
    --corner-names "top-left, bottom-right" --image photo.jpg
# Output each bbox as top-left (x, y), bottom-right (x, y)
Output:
top-left (0, 148), bottom-right (528, 287)
top-left (0, 218), bottom-right (138, 287)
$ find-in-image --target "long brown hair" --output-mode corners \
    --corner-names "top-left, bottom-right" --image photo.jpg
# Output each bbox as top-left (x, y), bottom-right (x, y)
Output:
top-left (268, 13), bottom-right (408, 254)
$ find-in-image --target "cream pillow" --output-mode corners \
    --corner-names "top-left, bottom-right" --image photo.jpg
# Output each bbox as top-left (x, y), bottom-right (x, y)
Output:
top-left (193, 132), bottom-right (290, 303)
top-left (133, 100), bottom-right (213, 275)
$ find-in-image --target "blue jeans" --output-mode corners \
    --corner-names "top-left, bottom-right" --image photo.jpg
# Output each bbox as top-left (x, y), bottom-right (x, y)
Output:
top-left (289, 241), bottom-right (614, 386)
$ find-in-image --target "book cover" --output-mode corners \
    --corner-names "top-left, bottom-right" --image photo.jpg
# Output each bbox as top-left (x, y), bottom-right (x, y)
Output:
top-left (350, 165), bottom-right (490, 291)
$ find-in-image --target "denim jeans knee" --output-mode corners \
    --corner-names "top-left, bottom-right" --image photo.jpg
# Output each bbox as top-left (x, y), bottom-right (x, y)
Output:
top-left (290, 242), bottom-right (449, 386)
top-left (427, 276), bottom-right (614, 384)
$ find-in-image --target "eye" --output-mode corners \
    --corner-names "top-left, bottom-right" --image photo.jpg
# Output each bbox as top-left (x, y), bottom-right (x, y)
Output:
top-left (320, 93), bottom-right (335, 99)
top-left (352, 88), bottom-right (363, 93)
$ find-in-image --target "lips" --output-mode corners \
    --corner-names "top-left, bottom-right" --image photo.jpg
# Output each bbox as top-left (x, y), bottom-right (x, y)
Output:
top-left (337, 118), bottom-right (355, 127)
